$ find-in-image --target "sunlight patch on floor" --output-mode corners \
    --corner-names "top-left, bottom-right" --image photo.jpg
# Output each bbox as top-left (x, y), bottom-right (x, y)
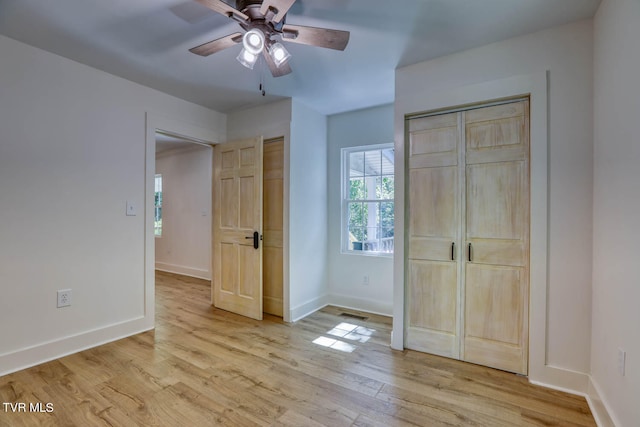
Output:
top-left (312, 321), bottom-right (376, 353)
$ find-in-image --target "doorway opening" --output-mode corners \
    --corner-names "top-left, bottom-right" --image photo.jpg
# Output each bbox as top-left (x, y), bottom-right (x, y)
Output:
top-left (154, 131), bottom-right (213, 281)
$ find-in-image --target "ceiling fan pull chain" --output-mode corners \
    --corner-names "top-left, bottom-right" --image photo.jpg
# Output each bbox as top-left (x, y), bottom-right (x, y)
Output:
top-left (259, 62), bottom-right (266, 96)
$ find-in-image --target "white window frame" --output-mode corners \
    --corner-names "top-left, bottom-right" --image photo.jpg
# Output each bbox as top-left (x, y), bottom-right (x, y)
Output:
top-left (341, 143), bottom-right (394, 257)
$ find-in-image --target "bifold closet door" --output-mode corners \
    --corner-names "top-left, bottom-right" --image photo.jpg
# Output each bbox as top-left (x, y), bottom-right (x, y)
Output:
top-left (405, 99), bottom-right (530, 375)
top-left (463, 101), bottom-right (529, 374)
top-left (406, 112), bottom-right (461, 358)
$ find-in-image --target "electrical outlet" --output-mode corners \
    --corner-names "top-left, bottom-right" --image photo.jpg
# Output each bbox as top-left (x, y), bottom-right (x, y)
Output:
top-left (618, 348), bottom-right (626, 376)
top-left (362, 275), bottom-right (369, 286)
top-left (57, 289), bottom-right (72, 308)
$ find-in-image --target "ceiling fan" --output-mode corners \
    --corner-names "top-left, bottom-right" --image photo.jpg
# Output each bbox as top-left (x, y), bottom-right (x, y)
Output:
top-left (189, 0), bottom-right (350, 77)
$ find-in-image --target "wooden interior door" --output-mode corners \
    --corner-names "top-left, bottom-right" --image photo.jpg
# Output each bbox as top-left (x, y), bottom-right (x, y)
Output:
top-left (463, 101), bottom-right (530, 374)
top-left (212, 137), bottom-right (264, 320)
top-left (262, 138), bottom-right (284, 317)
top-left (406, 112), bottom-right (462, 358)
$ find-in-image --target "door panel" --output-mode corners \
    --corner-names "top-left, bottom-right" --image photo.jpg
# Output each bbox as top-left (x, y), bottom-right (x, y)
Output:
top-left (409, 167), bottom-right (458, 238)
top-left (213, 137), bottom-right (263, 320)
top-left (239, 176), bottom-right (255, 228)
top-left (465, 264), bottom-right (523, 345)
top-left (466, 162), bottom-right (526, 241)
top-left (463, 100), bottom-right (529, 374)
top-left (465, 262), bottom-right (527, 374)
top-left (408, 260), bottom-right (457, 333)
top-left (465, 102), bottom-right (528, 165)
top-left (406, 112), bottom-right (461, 358)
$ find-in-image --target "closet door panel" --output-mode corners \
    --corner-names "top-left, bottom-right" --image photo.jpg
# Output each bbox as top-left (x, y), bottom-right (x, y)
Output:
top-left (409, 167), bottom-right (458, 239)
top-left (466, 102), bottom-right (528, 165)
top-left (406, 112), bottom-right (460, 358)
top-left (466, 162), bottom-right (526, 241)
top-left (464, 262), bottom-right (527, 373)
top-left (465, 264), bottom-right (524, 346)
top-left (465, 240), bottom-right (526, 267)
top-left (463, 100), bottom-right (529, 375)
top-left (409, 113), bottom-right (458, 169)
top-left (406, 260), bottom-right (458, 355)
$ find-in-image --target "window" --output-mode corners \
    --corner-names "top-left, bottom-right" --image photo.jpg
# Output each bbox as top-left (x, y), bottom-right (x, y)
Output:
top-left (342, 144), bottom-right (394, 255)
top-left (154, 174), bottom-right (163, 236)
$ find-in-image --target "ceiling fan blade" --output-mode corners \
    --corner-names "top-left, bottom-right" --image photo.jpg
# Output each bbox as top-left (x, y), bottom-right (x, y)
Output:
top-left (259, 0), bottom-right (297, 23)
top-left (282, 24), bottom-right (349, 51)
top-left (195, 0), bottom-right (248, 21)
top-left (189, 32), bottom-right (243, 57)
top-left (262, 50), bottom-right (292, 77)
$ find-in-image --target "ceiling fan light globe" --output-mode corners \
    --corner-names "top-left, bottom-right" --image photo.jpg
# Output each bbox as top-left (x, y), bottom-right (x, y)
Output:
top-left (269, 42), bottom-right (291, 67)
top-left (242, 29), bottom-right (265, 55)
top-left (236, 48), bottom-right (258, 69)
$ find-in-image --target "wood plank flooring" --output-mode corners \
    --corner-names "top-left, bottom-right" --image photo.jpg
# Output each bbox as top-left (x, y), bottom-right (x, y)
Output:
top-left (0, 272), bottom-right (596, 426)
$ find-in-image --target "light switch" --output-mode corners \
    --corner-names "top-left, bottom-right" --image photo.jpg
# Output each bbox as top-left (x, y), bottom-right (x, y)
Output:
top-left (126, 201), bottom-right (137, 216)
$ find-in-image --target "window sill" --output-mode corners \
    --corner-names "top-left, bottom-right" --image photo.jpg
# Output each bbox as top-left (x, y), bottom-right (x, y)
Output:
top-left (340, 250), bottom-right (393, 259)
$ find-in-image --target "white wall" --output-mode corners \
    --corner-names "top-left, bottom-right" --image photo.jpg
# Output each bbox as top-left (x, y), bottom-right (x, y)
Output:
top-left (394, 20), bottom-right (594, 392)
top-left (227, 99), bottom-right (292, 142)
top-left (289, 100), bottom-right (329, 321)
top-left (155, 145), bottom-right (212, 280)
top-left (327, 105), bottom-right (394, 315)
top-left (591, 0), bottom-right (640, 425)
top-left (0, 35), bottom-right (225, 375)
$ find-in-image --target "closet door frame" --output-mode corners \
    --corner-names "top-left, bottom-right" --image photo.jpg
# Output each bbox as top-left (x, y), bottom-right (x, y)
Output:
top-left (395, 72), bottom-right (550, 383)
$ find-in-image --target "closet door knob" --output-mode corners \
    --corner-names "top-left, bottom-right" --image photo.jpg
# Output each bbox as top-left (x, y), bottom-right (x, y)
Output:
top-left (468, 243), bottom-right (473, 262)
top-left (451, 242), bottom-right (455, 261)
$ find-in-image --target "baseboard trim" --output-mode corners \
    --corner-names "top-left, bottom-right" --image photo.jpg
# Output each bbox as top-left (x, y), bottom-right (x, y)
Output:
top-left (328, 294), bottom-right (393, 317)
top-left (586, 377), bottom-right (618, 427)
top-left (155, 262), bottom-right (210, 280)
top-left (529, 367), bottom-right (618, 427)
top-left (0, 316), bottom-right (153, 377)
top-left (290, 295), bottom-right (329, 322)
top-left (529, 364), bottom-right (589, 394)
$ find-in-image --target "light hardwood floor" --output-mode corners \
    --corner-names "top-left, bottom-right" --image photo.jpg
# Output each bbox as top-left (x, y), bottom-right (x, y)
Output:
top-left (0, 272), bottom-right (596, 426)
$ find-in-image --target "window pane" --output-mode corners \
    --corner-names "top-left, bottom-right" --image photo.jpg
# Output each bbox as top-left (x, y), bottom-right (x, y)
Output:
top-left (349, 226), bottom-right (366, 249)
top-left (381, 148), bottom-right (394, 175)
top-left (364, 150), bottom-right (382, 177)
top-left (349, 178), bottom-right (365, 200)
top-left (380, 202), bottom-right (394, 230)
top-left (349, 151), bottom-right (364, 178)
top-left (364, 201), bottom-right (378, 228)
top-left (348, 202), bottom-right (364, 228)
top-left (380, 176), bottom-right (394, 199)
top-left (380, 229), bottom-right (394, 252)
top-left (363, 176), bottom-right (378, 200)
top-left (154, 174), bottom-right (163, 237)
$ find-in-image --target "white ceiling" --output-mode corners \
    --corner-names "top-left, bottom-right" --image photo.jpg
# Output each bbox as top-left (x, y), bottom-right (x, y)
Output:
top-left (0, 0), bottom-right (600, 115)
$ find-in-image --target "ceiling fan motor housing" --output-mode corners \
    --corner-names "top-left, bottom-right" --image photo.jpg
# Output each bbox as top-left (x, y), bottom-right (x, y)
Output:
top-left (236, 0), bottom-right (285, 38)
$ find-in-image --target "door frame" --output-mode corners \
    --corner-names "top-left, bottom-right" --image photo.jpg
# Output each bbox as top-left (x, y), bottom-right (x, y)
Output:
top-left (144, 113), bottom-right (223, 328)
top-left (393, 71), bottom-right (564, 387)
top-left (145, 115), bottom-right (291, 324)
